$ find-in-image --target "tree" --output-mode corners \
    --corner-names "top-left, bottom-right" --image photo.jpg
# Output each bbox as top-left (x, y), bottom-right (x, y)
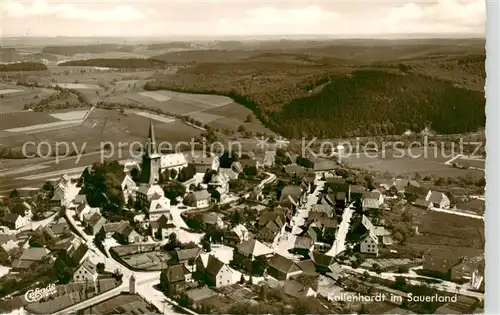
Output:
top-left (372, 263), bottom-right (382, 274)
top-left (230, 210), bottom-right (242, 226)
top-left (54, 256), bottom-right (72, 284)
top-left (178, 293), bottom-right (193, 307)
top-left (395, 276), bottom-right (407, 289)
top-left (239, 274), bottom-right (245, 284)
top-left (96, 263), bottom-right (105, 274)
top-left (237, 125), bottom-right (246, 133)
top-left (251, 256), bottom-right (268, 276)
top-left (201, 239), bottom-right (211, 252)
top-left (245, 114), bottom-right (253, 123)
top-left (9, 189), bottom-right (19, 199)
top-left (259, 285), bottom-right (268, 300)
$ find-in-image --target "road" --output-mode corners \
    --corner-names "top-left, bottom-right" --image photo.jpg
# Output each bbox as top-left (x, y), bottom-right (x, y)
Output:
top-left (344, 266), bottom-right (484, 301)
top-left (430, 206), bottom-right (484, 220)
top-left (326, 204), bottom-right (354, 257)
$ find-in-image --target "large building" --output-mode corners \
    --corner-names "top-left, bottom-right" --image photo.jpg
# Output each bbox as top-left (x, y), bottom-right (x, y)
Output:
top-left (141, 121), bottom-right (162, 185)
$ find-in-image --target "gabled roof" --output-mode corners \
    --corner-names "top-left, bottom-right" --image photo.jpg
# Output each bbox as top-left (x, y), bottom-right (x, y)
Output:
top-left (310, 204), bottom-right (332, 215)
top-left (361, 215), bottom-right (375, 233)
top-left (192, 190), bottom-right (210, 201)
top-left (268, 254), bottom-right (301, 274)
top-left (2, 213), bottom-right (22, 224)
top-left (203, 212), bottom-right (223, 225)
top-left (350, 185), bottom-right (365, 194)
top-left (361, 231), bottom-right (379, 244)
top-left (279, 185), bottom-right (303, 203)
top-left (414, 198), bottom-right (432, 208)
top-left (294, 236), bottom-right (313, 250)
top-left (310, 251), bottom-right (334, 268)
top-left (20, 247), bottom-right (50, 261)
top-left (165, 264), bottom-right (186, 283)
top-left (205, 255), bottom-right (227, 276)
top-left (283, 279), bottom-right (313, 298)
top-left (296, 259), bottom-right (317, 276)
top-left (237, 239), bottom-right (272, 257)
top-left (363, 190), bottom-right (382, 200)
top-left (427, 191), bottom-right (448, 204)
top-left (87, 212), bottom-right (105, 227)
top-left (175, 247), bottom-right (201, 262)
top-left (79, 257), bottom-right (97, 274)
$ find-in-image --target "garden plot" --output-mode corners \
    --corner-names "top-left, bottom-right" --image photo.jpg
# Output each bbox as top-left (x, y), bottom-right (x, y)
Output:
top-left (186, 111), bottom-right (225, 124)
top-left (49, 110), bottom-right (90, 121)
top-left (138, 91), bottom-right (172, 102)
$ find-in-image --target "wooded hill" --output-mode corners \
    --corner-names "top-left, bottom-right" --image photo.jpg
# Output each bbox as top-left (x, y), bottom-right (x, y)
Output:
top-left (0, 62), bottom-right (47, 72)
top-left (58, 58), bottom-right (169, 69)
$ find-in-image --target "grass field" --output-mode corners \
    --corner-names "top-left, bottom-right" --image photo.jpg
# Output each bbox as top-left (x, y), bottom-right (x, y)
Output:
top-left (0, 85), bottom-right (56, 113)
top-left (385, 206), bottom-right (484, 259)
top-left (342, 148), bottom-right (484, 178)
top-left (0, 111), bottom-right (59, 129)
top-left (455, 157), bottom-right (485, 170)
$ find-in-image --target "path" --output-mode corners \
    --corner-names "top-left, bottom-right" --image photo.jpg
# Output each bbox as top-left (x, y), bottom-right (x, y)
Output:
top-left (326, 204), bottom-right (354, 257)
top-left (430, 207), bottom-right (484, 220)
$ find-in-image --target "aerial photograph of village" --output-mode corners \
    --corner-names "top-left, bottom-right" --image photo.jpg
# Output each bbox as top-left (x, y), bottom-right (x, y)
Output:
top-left (0, 0), bottom-right (487, 314)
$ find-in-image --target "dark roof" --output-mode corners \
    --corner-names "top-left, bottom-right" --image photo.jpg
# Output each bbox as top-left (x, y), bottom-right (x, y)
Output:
top-left (335, 192), bottom-right (347, 200)
top-left (268, 254), bottom-right (301, 274)
top-left (423, 249), bottom-right (462, 274)
top-left (311, 251), bottom-right (334, 268)
top-left (176, 247), bottom-right (201, 262)
top-left (236, 239), bottom-right (272, 257)
top-left (205, 255), bottom-right (226, 275)
top-left (350, 185), bottom-right (365, 194)
top-left (284, 164), bottom-right (306, 176)
top-left (279, 185), bottom-right (303, 203)
top-left (296, 259), bottom-right (317, 276)
top-left (294, 236), bottom-right (313, 250)
top-left (283, 280), bottom-right (312, 298)
top-left (165, 264), bottom-right (186, 283)
top-left (318, 218), bottom-right (338, 229)
top-left (258, 211), bottom-right (285, 228)
top-left (87, 212), bottom-right (105, 227)
top-left (414, 198), bottom-right (431, 208)
top-left (20, 247), bottom-right (50, 261)
top-left (363, 190), bottom-right (382, 200)
top-left (2, 213), bottom-right (21, 224)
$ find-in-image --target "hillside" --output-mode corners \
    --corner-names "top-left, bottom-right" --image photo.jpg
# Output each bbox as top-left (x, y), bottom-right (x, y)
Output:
top-left (42, 44), bottom-right (136, 56)
top-left (58, 58), bottom-right (169, 69)
top-left (0, 62), bottom-right (48, 72)
top-left (145, 57), bottom-right (485, 138)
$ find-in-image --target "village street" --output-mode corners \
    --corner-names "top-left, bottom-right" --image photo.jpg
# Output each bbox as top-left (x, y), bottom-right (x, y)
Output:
top-left (326, 204), bottom-right (355, 257)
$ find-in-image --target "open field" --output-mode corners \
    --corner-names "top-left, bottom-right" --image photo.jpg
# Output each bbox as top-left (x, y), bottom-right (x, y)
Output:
top-left (342, 148), bottom-right (484, 178)
top-left (385, 206), bottom-right (484, 259)
top-left (56, 83), bottom-right (100, 89)
top-left (0, 111), bottom-right (59, 129)
top-left (0, 85), bottom-right (56, 113)
top-left (455, 156), bottom-right (485, 170)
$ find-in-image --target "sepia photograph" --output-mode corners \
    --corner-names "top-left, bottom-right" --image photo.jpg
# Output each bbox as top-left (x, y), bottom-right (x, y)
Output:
top-left (0, 0), bottom-right (491, 314)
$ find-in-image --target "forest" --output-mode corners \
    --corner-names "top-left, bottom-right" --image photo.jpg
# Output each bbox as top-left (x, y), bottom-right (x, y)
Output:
top-left (57, 58), bottom-right (169, 69)
top-left (0, 62), bottom-right (47, 72)
top-left (42, 44), bottom-right (135, 55)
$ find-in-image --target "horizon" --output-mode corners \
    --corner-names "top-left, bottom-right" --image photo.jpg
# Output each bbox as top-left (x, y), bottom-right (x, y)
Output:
top-left (1, 0), bottom-right (485, 38)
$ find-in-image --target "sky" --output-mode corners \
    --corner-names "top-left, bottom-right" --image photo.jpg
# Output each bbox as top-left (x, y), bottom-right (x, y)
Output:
top-left (0, 0), bottom-right (486, 37)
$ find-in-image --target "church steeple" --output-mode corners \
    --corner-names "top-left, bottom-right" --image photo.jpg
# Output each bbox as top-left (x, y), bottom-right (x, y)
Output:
top-left (145, 120), bottom-right (157, 156)
top-left (141, 121), bottom-right (161, 185)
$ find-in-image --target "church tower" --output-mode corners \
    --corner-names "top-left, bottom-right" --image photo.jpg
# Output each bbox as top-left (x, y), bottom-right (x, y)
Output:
top-left (141, 121), bottom-right (161, 185)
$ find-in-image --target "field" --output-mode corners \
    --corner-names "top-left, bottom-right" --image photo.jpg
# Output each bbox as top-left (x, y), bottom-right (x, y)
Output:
top-left (342, 148), bottom-right (484, 178)
top-left (0, 85), bottom-right (56, 113)
top-left (80, 293), bottom-right (161, 315)
top-left (455, 156), bottom-right (485, 170)
top-left (385, 206), bottom-right (484, 259)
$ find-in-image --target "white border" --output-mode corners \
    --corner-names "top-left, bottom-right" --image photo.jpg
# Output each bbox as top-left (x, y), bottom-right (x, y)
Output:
top-left (486, 1), bottom-right (499, 314)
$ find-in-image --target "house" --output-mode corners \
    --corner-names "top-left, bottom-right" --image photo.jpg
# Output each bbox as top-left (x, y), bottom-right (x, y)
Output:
top-left (293, 236), bottom-right (313, 255)
top-left (362, 190), bottom-right (384, 211)
top-left (233, 239), bottom-right (273, 271)
top-left (11, 247), bottom-right (51, 270)
top-left (122, 160), bottom-right (141, 175)
top-left (184, 190), bottom-right (211, 209)
top-left (326, 262), bottom-right (344, 281)
top-left (360, 215), bottom-right (391, 246)
top-left (314, 218), bottom-right (338, 243)
top-left (414, 198), bottom-right (432, 209)
top-left (310, 251), bottom-right (336, 273)
top-left (311, 159), bottom-right (337, 172)
top-left (283, 164), bottom-right (307, 177)
top-left (73, 257), bottom-right (98, 283)
top-left (296, 259), bottom-right (318, 277)
top-left (121, 174), bottom-right (138, 202)
top-left (207, 173), bottom-right (229, 195)
top-left (426, 191), bottom-right (451, 209)
top-left (171, 247), bottom-right (202, 273)
top-left (114, 222), bottom-right (141, 244)
top-left (185, 152), bottom-right (219, 173)
top-left (2, 213), bottom-right (25, 230)
top-left (84, 212), bottom-right (106, 235)
top-left (203, 212), bottom-right (225, 229)
top-left (404, 186), bottom-right (429, 202)
top-left (450, 256), bottom-right (484, 284)
top-left (256, 210), bottom-right (286, 243)
top-left (422, 249), bottom-right (462, 277)
top-left (205, 255), bottom-right (234, 288)
top-left (11, 201), bottom-right (33, 219)
top-left (326, 179), bottom-right (350, 208)
top-left (73, 194), bottom-right (87, 205)
top-left (310, 204), bottom-right (333, 217)
top-left (267, 254), bottom-right (302, 280)
top-left (279, 185), bottom-right (307, 208)
top-left (350, 185), bottom-right (366, 201)
top-left (232, 224), bottom-right (250, 243)
top-left (282, 279), bottom-right (317, 298)
top-left (360, 232), bottom-right (379, 256)
top-left (135, 184), bottom-right (165, 207)
top-left (150, 214), bottom-right (176, 240)
top-left (148, 195), bottom-right (171, 221)
top-left (163, 264), bottom-right (189, 293)
top-left (160, 153), bottom-right (188, 173)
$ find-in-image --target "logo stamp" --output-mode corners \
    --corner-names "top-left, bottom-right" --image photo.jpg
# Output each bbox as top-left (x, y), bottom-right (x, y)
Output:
top-left (24, 283), bottom-right (57, 303)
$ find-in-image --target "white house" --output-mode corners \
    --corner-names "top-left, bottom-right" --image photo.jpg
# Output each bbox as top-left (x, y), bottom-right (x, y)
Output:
top-left (185, 190), bottom-right (211, 209)
top-left (121, 175), bottom-right (138, 202)
top-left (425, 191), bottom-right (450, 209)
top-left (205, 255), bottom-right (235, 288)
top-left (360, 232), bottom-right (379, 256)
top-left (149, 196), bottom-right (171, 221)
top-left (160, 153), bottom-right (188, 173)
top-left (73, 257), bottom-right (98, 283)
top-left (2, 214), bottom-right (25, 230)
top-left (232, 224), bottom-right (249, 243)
top-left (136, 184), bottom-right (164, 205)
top-left (362, 190), bottom-right (384, 211)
